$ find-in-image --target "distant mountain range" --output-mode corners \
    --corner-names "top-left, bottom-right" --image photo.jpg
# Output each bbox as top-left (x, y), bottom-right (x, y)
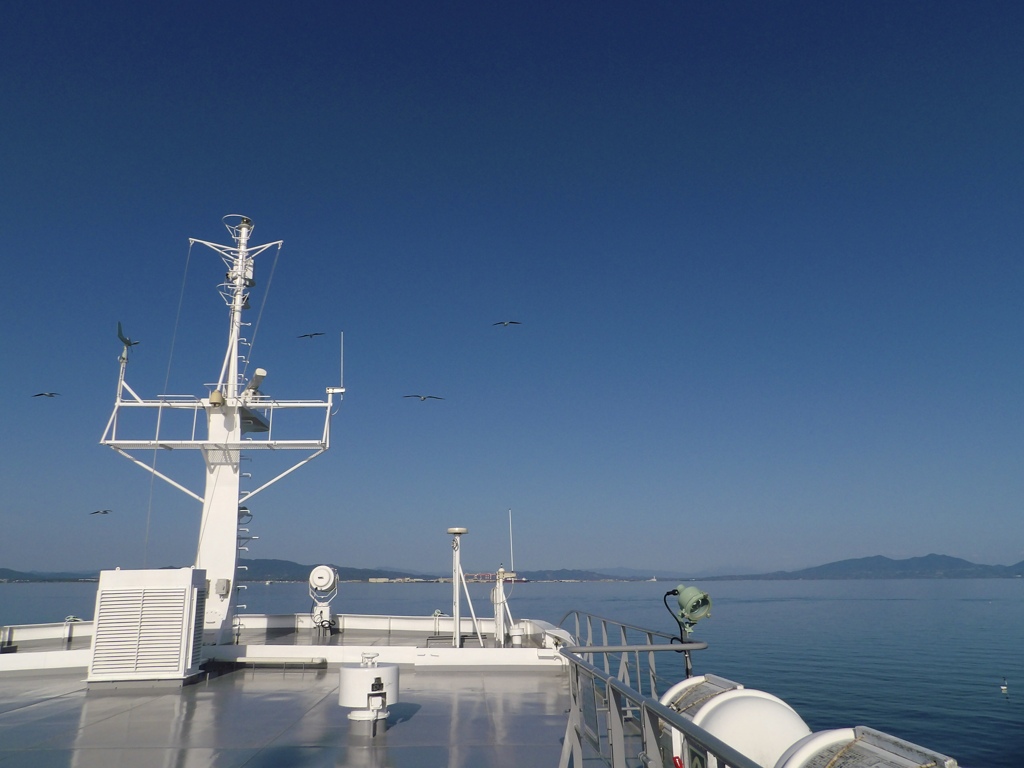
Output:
top-left (2, 554), bottom-right (1023, 583)
top-left (238, 559), bottom-right (428, 582)
top-left (0, 568), bottom-right (98, 582)
top-left (706, 553), bottom-right (1024, 580)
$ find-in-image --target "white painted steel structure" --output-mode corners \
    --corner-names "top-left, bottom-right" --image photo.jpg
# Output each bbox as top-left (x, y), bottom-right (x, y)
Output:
top-left (446, 527), bottom-right (484, 648)
top-left (100, 215), bottom-right (343, 645)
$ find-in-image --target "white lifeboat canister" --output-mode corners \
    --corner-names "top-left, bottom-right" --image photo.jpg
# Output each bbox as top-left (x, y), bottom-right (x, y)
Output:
top-left (773, 726), bottom-right (958, 768)
top-left (660, 674), bottom-right (811, 768)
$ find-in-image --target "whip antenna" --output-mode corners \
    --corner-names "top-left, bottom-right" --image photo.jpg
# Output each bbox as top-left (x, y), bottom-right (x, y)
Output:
top-left (508, 508), bottom-right (515, 573)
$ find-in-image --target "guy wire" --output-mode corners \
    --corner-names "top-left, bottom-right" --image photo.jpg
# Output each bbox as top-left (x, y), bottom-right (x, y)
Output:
top-left (141, 239), bottom-right (194, 568)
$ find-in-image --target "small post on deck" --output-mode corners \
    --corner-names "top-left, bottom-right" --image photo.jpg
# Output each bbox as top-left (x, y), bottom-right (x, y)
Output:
top-left (448, 527), bottom-right (468, 648)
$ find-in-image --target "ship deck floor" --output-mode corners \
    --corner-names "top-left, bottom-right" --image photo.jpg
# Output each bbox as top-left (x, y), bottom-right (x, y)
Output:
top-left (0, 662), bottom-right (570, 767)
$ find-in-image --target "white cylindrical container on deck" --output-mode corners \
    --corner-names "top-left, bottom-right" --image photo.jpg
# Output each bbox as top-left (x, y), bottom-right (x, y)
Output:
top-left (339, 653), bottom-right (399, 722)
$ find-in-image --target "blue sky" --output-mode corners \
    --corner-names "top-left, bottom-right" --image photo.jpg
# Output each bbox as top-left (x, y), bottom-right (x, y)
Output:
top-left (2, 1), bottom-right (1023, 576)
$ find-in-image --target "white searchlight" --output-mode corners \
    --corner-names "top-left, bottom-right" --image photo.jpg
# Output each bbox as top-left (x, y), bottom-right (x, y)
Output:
top-left (309, 565), bottom-right (339, 633)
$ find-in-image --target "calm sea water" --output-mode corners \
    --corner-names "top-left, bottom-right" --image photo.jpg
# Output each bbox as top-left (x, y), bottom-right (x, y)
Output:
top-left (1, 578), bottom-right (1020, 767)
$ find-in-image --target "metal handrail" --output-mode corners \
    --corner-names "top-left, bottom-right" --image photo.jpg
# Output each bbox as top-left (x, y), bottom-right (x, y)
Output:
top-left (558, 610), bottom-right (678, 643)
top-left (558, 610), bottom-right (699, 700)
top-left (0, 620), bottom-right (94, 652)
top-left (558, 648), bottom-right (761, 768)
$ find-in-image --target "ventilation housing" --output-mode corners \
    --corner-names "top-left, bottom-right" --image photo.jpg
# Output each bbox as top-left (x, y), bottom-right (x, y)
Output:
top-left (87, 567), bottom-right (207, 685)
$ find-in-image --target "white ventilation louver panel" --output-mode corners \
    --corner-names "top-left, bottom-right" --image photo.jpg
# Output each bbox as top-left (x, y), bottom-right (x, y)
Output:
top-left (88, 567), bottom-right (207, 684)
top-left (190, 588), bottom-right (206, 669)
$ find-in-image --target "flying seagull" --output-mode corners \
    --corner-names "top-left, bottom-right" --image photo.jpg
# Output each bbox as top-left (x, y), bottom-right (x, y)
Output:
top-left (32, 392), bottom-right (60, 397)
top-left (493, 320), bottom-right (521, 326)
top-left (91, 509), bottom-right (111, 515)
top-left (117, 321), bottom-right (140, 348)
top-left (404, 395), bottom-right (444, 401)
top-left (298, 332), bottom-right (325, 339)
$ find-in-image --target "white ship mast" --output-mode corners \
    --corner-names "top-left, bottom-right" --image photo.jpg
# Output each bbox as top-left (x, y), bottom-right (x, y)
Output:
top-left (101, 215), bottom-right (343, 645)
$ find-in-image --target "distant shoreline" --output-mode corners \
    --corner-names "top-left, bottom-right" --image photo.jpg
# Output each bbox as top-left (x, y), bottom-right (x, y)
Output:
top-left (3, 553), bottom-right (1022, 584)
top-left (2, 577), bottom-right (1022, 584)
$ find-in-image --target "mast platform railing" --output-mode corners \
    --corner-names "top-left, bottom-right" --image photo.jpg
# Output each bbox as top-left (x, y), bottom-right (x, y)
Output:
top-left (101, 394), bottom-right (334, 450)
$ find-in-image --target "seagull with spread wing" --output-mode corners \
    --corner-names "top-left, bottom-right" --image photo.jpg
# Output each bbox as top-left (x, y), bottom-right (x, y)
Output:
top-left (33, 392), bottom-right (60, 397)
top-left (492, 320), bottom-right (521, 327)
top-left (404, 395), bottom-right (444, 401)
top-left (298, 332), bottom-right (325, 339)
top-left (91, 509), bottom-right (111, 515)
